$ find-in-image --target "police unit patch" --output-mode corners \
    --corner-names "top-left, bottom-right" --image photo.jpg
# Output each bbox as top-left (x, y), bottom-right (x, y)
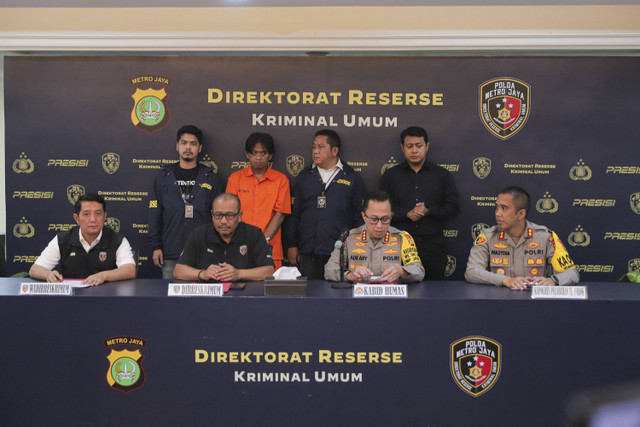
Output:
top-left (129, 74), bottom-right (172, 134)
top-left (479, 77), bottom-right (530, 140)
top-left (450, 336), bottom-right (501, 397)
top-left (104, 335), bottom-right (147, 394)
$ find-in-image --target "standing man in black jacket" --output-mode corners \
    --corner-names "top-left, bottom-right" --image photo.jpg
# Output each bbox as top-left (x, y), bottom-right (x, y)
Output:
top-left (148, 125), bottom-right (222, 279)
top-left (380, 126), bottom-right (460, 280)
top-left (285, 129), bottom-right (366, 280)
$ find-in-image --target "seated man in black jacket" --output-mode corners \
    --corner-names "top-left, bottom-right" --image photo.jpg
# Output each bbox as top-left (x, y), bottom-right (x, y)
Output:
top-left (29, 194), bottom-right (136, 286)
top-left (173, 193), bottom-right (275, 282)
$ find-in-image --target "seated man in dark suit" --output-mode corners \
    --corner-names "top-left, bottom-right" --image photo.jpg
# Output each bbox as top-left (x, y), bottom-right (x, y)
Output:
top-left (29, 194), bottom-right (136, 286)
top-left (173, 193), bottom-right (275, 282)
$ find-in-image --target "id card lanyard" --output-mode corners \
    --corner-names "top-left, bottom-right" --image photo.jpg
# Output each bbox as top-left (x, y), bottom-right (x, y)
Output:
top-left (317, 167), bottom-right (340, 209)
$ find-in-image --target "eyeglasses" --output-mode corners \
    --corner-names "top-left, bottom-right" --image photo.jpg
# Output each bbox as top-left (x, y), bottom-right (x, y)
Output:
top-left (212, 212), bottom-right (240, 221)
top-left (363, 213), bottom-right (392, 225)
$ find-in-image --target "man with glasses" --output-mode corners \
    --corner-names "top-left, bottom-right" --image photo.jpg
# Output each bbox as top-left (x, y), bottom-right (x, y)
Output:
top-left (173, 193), bottom-right (275, 282)
top-left (226, 132), bottom-right (291, 269)
top-left (148, 125), bottom-right (222, 279)
top-left (324, 190), bottom-right (424, 283)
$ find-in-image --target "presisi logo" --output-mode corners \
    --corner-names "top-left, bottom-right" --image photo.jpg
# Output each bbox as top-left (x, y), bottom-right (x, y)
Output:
top-left (130, 74), bottom-right (171, 134)
top-left (604, 232), bottom-right (640, 241)
top-left (606, 166), bottom-right (640, 174)
top-left (13, 255), bottom-right (38, 263)
top-left (444, 255), bottom-right (456, 277)
top-left (576, 265), bottom-right (615, 273)
top-left (479, 77), bottom-right (530, 140)
top-left (12, 191), bottom-right (54, 199)
top-left (13, 217), bottom-right (35, 238)
top-left (572, 199), bottom-right (615, 207)
top-left (48, 224), bottom-right (76, 232)
top-left (105, 217), bottom-right (121, 233)
top-left (67, 185), bottom-right (86, 205)
top-left (47, 159), bottom-right (88, 167)
top-left (104, 336), bottom-right (147, 394)
top-left (443, 229), bottom-right (458, 238)
top-left (102, 152), bottom-right (120, 174)
top-left (450, 336), bottom-right (501, 397)
top-left (535, 192), bottom-right (558, 214)
top-left (12, 153), bottom-right (35, 173)
top-left (199, 155), bottom-right (219, 174)
top-left (471, 223), bottom-right (489, 240)
top-left (568, 225), bottom-right (590, 247)
top-left (569, 159), bottom-right (592, 181)
top-left (438, 164), bottom-right (460, 172)
top-left (381, 156), bottom-right (397, 175)
top-left (473, 157), bottom-right (491, 179)
top-left (231, 161), bottom-right (250, 170)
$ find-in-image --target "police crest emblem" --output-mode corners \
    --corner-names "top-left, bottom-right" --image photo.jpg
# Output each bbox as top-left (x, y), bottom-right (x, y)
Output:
top-left (12, 152), bottom-right (35, 174)
top-left (630, 193), bottom-right (640, 215)
top-left (451, 336), bottom-right (501, 397)
top-left (130, 86), bottom-right (170, 134)
top-left (479, 77), bottom-right (530, 140)
top-left (105, 217), bottom-right (121, 233)
top-left (102, 152), bottom-right (120, 175)
top-left (472, 157), bottom-right (491, 179)
top-left (471, 223), bottom-right (489, 240)
top-left (286, 155), bottom-right (304, 176)
top-left (104, 336), bottom-right (147, 394)
top-left (66, 184), bottom-right (86, 205)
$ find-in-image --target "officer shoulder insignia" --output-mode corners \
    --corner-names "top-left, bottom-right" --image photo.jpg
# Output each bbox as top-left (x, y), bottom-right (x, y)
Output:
top-left (498, 231), bottom-right (505, 240)
top-left (474, 234), bottom-right (488, 246)
top-left (526, 228), bottom-right (533, 238)
top-left (361, 230), bottom-right (367, 241)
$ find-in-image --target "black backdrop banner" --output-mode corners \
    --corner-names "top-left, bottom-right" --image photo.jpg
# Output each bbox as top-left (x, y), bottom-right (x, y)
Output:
top-left (5, 56), bottom-right (640, 280)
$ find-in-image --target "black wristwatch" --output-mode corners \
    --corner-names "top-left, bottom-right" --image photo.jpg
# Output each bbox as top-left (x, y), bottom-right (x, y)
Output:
top-left (551, 275), bottom-right (559, 285)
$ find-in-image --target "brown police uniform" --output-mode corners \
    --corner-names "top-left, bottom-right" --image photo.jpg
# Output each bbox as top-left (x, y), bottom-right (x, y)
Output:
top-left (465, 220), bottom-right (579, 286)
top-left (324, 225), bottom-right (425, 283)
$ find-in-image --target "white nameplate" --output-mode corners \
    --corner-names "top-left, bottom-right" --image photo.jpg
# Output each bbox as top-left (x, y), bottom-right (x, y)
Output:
top-left (19, 282), bottom-right (72, 296)
top-left (353, 284), bottom-right (407, 298)
top-left (168, 283), bottom-right (224, 297)
top-left (531, 286), bottom-right (588, 299)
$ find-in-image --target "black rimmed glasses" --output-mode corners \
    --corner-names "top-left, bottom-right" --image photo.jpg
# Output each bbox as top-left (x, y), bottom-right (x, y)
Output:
top-left (363, 213), bottom-right (392, 225)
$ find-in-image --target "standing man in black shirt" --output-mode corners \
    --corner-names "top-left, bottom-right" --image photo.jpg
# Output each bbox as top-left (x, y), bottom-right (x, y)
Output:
top-left (148, 125), bottom-right (222, 279)
top-left (379, 126), bottom-right (460, 280)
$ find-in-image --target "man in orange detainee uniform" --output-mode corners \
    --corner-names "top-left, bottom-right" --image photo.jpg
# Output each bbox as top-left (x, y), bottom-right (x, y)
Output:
top-left (226, 132), bottom-right (291, 269)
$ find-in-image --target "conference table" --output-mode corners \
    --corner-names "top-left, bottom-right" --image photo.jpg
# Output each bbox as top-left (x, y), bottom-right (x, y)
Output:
top-left (1, 278), bottom-right (639, 426)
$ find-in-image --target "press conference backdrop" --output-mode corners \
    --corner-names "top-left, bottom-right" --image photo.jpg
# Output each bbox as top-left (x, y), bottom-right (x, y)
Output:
top-left (4, 56), bottom-right (640, 279)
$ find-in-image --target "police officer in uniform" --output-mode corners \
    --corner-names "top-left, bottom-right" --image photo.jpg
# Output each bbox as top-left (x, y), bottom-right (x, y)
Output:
top-left (465, 186), bottom-right (579, 289)
top-left (325, 190), bottom-right (424, 283)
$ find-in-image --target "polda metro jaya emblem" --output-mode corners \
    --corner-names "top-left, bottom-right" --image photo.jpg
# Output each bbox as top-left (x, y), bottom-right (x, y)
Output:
top-left (479, 77), bottom-right (530, 140)
top-left (104, 335), bottom-right (147, 394)
top-left (129, 74), bottom-right (172, 134)
top-left (450, 336), bottom-right (501, 397)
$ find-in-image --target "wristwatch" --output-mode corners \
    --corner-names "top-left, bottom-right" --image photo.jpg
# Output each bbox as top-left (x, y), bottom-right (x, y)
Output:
top-left (551, 275), bottom-right (559, 285)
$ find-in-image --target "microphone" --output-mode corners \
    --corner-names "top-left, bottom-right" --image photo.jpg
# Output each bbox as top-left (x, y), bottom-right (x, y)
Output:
top-left (332, 229), bottom-right (352, 288)
top-left (335, 229), bottom-right (349, 248)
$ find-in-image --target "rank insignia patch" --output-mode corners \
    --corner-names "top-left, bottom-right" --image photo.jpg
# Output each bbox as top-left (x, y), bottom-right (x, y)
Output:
top-left (451, 336), bottom-right (501, 397)
top-left (104, 336), bottom-right (147, 394)
top-left (479, 77), bottom-right (531, 140)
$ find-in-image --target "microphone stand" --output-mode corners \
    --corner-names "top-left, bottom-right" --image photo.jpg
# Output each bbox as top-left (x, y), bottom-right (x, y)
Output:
top-left (331, 239), bottom-right (352, 289)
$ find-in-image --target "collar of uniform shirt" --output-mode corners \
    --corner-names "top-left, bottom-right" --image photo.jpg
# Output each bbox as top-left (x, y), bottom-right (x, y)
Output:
top-left (78, 230), bottom-right (103, 252)
top-left (314, 158), bottom-right (343, 184)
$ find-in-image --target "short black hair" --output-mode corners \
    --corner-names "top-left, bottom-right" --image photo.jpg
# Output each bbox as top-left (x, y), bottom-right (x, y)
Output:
top-left (315, 129), bottom-right (341, 150)
top-left (499, 186), bottom-right (531, 216)
top-left (74, 194), bottom-right (106, 215)
top-left (212, 192), bottom-right (241, 213)
top-left (176, 125), bottom-right (203, 144)
top-left (363, 190), bottom-right (392, 212)
top-left (400, 126), bottom-right (429, 145)
top-left (245, 132), bottom-right (275, 155)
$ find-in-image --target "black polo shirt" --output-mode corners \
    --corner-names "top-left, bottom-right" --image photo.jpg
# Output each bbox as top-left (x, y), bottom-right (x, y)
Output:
top-left (177, 222), bottom-right (274, 270)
